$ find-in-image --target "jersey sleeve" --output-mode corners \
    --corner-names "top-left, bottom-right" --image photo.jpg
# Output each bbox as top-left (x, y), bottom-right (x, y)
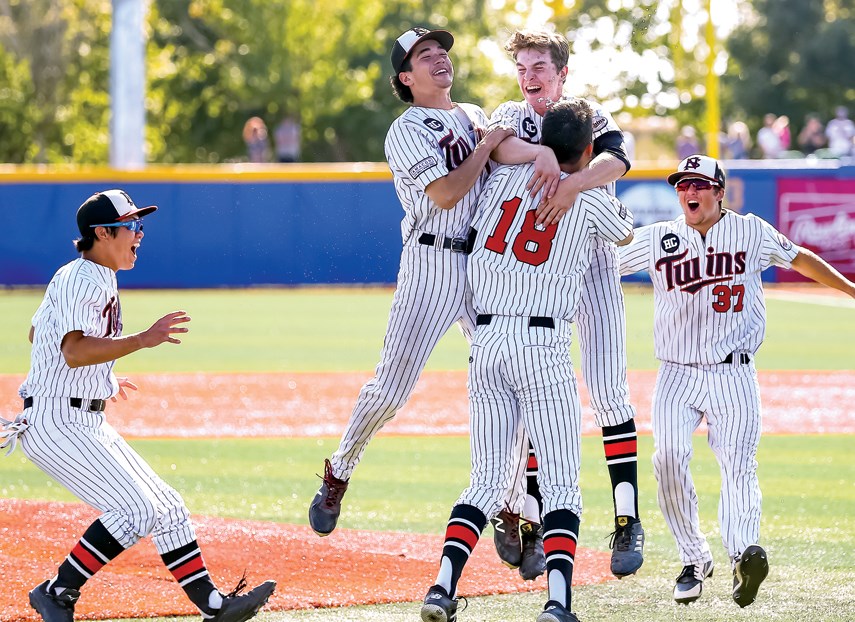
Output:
top-left (489, 101), bottom-right (523, 129)
top-left (385, 119), bottom-right (449, 191)
top-left (581, 190), bottom-right (634, 244)
top-left (617, 225), bottom-right (654, 275)
top-left (756, 216), bottom-right (800, 269)
top-left (55, 277), bottom-right (107, 339)
top-left (586, 99), bottom-right (630, 171)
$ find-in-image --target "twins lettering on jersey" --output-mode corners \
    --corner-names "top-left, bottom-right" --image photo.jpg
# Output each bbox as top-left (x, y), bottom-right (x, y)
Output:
top-left (420, 116), bottom-right (474, 173)
top-left (654, 239), bottom-right (747, 303)
top-left (102, 295), bottom-right (121, 337)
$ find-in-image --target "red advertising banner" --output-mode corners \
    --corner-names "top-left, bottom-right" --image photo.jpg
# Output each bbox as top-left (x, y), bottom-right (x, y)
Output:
top-left (777, 178), bottom-right (855, 281)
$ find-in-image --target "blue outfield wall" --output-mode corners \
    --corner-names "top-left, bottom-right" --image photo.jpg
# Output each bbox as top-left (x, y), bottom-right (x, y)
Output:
top-left (1, 161), bottom-right (853, 288)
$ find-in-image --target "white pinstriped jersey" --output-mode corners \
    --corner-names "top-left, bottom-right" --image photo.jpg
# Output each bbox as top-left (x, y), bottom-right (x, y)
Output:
top-left (489, 97), bottom-right (622, 197)
top-left (21, 258), bottom-right (121, 399)
top-left (385, 103), bottom-right (491, 242)
top-left (469, 163), bottom-right (633, 318)
top-left (618, 211), bottom-right (800, 365)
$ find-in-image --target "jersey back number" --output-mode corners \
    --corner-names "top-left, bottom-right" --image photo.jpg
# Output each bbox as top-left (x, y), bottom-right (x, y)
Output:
top-left (484, 197), bottom-right (558, 266)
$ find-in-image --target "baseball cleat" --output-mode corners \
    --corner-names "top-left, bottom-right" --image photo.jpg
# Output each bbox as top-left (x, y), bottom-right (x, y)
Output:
top-left (29, 580), bottom-right (79, 622)
top-left (308, 459), bottom-right (349, 536)
top-left (609, 516), bottom-right (645, 578)
top-left (421, 585), bottom-right (458, 622)
top-left (490, 508), bottom-right (522, 568)
top-left (211, 578), bottom-right (276, 622)
top-left (732, 545), bottom-right (768, 608)
top-left (536, 601), bottom-right (581, 622)
top-left (673, 560), bottom-right (714, 604)
top-left (519, 521), bottom-right (546, 581)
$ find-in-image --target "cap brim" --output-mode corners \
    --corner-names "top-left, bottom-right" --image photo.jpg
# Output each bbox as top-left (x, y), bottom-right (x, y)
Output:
top-left (667, 171), bottom-right (718, 186)
top-left (117, 205), bottom-right (158, 220)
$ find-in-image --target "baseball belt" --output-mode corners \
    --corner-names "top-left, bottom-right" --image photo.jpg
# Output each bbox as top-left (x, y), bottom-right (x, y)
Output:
top-left (417, 229), bottom-right (476, 254)
top-left (23, 396), bottom-right (107, 412)
top-left (476, 314), bottom-right (555, 329)
top-left (721, 353), bottom-right (751, 364)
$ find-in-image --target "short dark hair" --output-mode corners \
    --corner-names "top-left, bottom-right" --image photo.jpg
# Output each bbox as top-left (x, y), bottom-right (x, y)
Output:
top-left (74, 226), bottom-right (118, 252)
top-left (541, 98), bottom-right (593, 165)
top-left (389, 58), bottom-right (413, 102)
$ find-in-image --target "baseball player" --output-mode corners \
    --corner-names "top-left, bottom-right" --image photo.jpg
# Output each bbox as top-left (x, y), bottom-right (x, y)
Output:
top-left (486, 29), bottom-right (644, 580)
top-left (421, 99), bottom-right (634, 622)
top-left (308, 28), bottom-right (513, 536)
top-left (0, 190), bottom-right (275, 622)
top-left (618, 156), bottom-right (855, 607)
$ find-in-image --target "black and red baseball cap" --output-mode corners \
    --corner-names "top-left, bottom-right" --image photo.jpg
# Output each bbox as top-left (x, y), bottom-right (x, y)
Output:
top-left (391, 27), bottom-right (454, 74)
top-left (76, 189), bottom-right (158, 235)
top-left (667, 155), bottom-right (727, 189)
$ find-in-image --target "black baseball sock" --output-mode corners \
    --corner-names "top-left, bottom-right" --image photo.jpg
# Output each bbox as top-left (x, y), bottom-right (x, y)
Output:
top-left (161, 541), bottom-right (219, 615)
top-left (602, 419), bottom-right (640, 519)
top-left (525, 441), bottom-right (544, 517)
top-left (542, 508), bottom-right (581, 610)
top-left (51, 519), bottom-right (126, 593)
top-left (436, 504), bottom-right (487, 597)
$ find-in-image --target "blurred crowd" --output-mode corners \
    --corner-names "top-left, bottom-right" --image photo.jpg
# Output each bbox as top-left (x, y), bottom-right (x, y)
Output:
top-left (677, 106), bottom-right (855, 162)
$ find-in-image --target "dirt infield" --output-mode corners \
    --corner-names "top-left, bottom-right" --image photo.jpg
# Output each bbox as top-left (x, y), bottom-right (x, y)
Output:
top-left (2, 370), bottom-right (853, 438)
top-left (0, 499), bottom-right (612, 621)
top-left (1, 369), bottom-right (852, 620)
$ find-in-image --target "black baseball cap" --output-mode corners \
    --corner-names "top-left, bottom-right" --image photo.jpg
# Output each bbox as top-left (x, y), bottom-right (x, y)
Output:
top-left (77, 189), bottom-right (158, 236)
top-left (667, 155), bottom-right (727, 189)
top-left (391, 27), bottom-right (454, 74)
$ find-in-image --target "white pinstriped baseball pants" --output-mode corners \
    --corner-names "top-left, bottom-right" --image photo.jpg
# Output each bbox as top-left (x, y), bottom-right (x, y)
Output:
top-left (503, 244), bottom-right (635, 516)
top-left (20, 397), bottom-right (197, 554)
top-left (652, 361), bottom-right (762, 565)
top-left (331, 243), bottom-right (477, 480)
top-left (457, 317), bottom-right (583, 519)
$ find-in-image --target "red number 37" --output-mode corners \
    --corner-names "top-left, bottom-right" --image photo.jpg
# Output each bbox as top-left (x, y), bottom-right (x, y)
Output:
top-left (712, 284), bottom-right (745, 312)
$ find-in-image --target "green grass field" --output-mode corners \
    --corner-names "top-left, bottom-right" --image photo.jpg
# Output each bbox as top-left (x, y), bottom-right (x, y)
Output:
top-left (1, 285), bottom-right (853, 372)
top-left (1, 286), bottom-right (853, 621)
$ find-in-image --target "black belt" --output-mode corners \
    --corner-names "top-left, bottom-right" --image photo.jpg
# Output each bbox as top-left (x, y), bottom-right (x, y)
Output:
top-left (418, 230), bottom-right (475, 254)
top-left (476, 314), bottom-right (555, 329)
top-left (722, 353), bottom-right (751, 365)
top-left (23, 397), bottom-right (107, 412)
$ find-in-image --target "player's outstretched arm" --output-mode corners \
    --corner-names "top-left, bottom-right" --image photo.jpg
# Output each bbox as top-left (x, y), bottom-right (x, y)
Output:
top-left (790, 249), bottom-right (855, 298)
top-left (425, 125), bottom-right (514, 210)
top-left (60, 311), bottom-right (191, 368)
top-left (536, 152), bottom-right (627, 226)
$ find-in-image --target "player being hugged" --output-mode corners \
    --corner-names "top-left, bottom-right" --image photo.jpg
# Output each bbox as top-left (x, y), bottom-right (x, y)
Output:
top-left (1, 190), bottom-right (275, 622)
top-left (618, 156), bottom-right (855, 607)
top-left (308, 27), bottom-right (513, 537)
top-left (485, 28), bottom-right (643, 581)
top-left (421, 99), bottom-right (634, 622)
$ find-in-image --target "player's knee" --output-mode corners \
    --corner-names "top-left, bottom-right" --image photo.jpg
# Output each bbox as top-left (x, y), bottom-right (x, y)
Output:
top-left (652, 446), bottom-right (690, 475)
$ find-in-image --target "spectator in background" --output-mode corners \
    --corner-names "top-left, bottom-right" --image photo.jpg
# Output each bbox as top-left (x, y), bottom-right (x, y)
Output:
top-left (274, 115), bottom-right (301, 163)
top-left (242, 116), bottom-right (271, 163)
top-left (826, 106), bottom-right (855, 157)
top-left (772, 115), bottom-right (791, 151)
top-left (797, 114), bottom-right (826, 155)
top-left (723, 121), bottom-right (751, 159)
top-left (757, 113), bottom-right (783, 159)
top-left (676, 126), bottom-right (699, 160)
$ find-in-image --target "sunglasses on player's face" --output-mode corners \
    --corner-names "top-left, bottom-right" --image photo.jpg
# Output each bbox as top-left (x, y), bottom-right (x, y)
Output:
top-left (675, 178), bottom-right (719, 192)
top-left (90, 219), bottom-right (144, 233)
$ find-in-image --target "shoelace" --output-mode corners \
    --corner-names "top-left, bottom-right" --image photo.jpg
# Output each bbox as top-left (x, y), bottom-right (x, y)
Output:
top-left (0, 413), bottom-right (30, 456)
top-left (320, 461), bottom-right (347, 508)
top-left (608, 524), bottom-right (631, 552)
top-left (223, 572), bottom-right (248, 599)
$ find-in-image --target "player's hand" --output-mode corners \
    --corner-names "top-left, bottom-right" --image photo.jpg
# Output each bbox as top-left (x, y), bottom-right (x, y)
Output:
top-left (527, 147), bottom-right (560, 200)
top-left (140, 311), bottom-right (191, 348)
top-left (111, 377), bottom-right (139, 402)
top-left (536, 176), bottom-right (581, 226)
top-left (478, 125), bottom-right (515, 150)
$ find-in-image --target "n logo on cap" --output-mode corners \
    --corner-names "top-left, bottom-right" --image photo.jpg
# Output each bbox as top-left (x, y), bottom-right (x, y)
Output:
top-left (118, 190), bottom-right (135, 207)
top-left (683, 156), bottom-right (702, 171)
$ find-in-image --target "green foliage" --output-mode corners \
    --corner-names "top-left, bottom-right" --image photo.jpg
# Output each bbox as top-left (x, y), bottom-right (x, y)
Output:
top-left (724, 0), bottom-right (855, 146)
